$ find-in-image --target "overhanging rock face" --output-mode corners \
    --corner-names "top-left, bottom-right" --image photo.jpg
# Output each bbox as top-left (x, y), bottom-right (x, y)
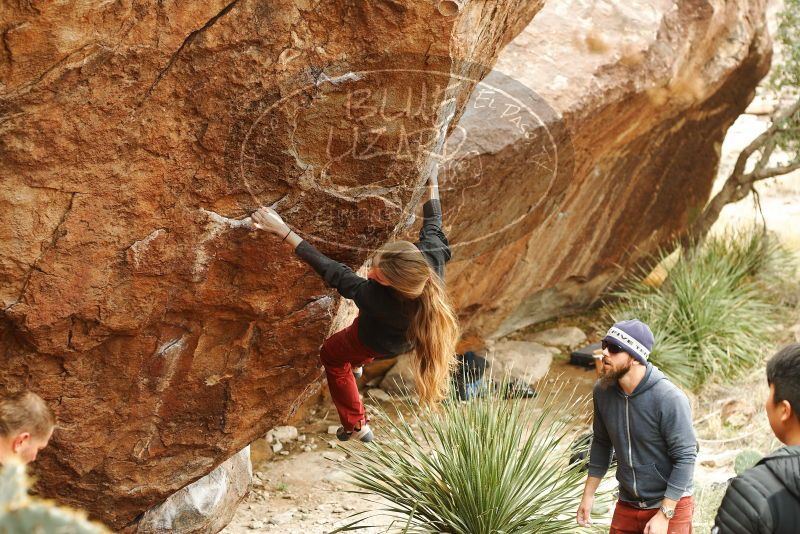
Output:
top-left (441, 0), bottom-right (772, 338)
top-left (0, 0), bottom-right (544, 528)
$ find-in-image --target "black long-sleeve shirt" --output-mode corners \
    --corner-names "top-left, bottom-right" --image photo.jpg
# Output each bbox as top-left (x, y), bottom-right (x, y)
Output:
top-left (295, 199), bottom-right (451, 357)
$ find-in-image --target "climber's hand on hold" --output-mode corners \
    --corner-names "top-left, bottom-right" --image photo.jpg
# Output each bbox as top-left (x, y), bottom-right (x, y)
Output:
top-left (252, 207), bottom-right (290, 238)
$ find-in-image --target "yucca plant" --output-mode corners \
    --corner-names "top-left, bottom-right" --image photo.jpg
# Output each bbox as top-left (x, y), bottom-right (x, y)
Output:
top-left (609, 228), bottom-right (796, 390)
top-left (332, 378), bottom-right (601, 534)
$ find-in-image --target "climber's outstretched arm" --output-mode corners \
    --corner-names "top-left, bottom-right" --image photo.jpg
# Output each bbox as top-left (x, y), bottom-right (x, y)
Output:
top-left (414, 174), bottom-right (450, 276)
top-left (252, 207), bottom-right (378, 310)
top-left (428, 173), bottom-right (439, 201)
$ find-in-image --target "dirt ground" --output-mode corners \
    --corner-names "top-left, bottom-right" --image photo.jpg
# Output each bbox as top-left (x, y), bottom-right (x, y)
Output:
top-left (221, 359), bottom-right (600, 534)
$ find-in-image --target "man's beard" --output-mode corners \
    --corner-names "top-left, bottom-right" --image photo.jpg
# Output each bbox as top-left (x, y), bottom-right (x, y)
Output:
top-left (600, 360), bottom-right (633, 389)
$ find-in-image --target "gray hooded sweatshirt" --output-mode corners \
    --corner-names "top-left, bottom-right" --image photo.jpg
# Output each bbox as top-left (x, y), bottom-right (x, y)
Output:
top-left (588, 364), bottom-right (697, 508)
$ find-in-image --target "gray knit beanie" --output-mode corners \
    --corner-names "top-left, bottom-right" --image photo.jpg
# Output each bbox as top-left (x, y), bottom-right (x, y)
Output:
top-left (602, 319), bottom-right (655, 365)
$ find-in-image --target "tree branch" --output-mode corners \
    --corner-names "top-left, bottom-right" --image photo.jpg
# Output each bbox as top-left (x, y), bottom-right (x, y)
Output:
top-left (729, 97), bottom-right (800, 180)
top-left (753, 159), bottom-right (800, 180)
top-left (683, 96), bottom-right (800, 247)
top-left (753, 137), bottom-right (777, 174)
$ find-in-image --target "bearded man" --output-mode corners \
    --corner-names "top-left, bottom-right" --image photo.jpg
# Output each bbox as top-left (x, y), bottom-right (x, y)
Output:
top-left (576, 320), bottom-right (697, 534)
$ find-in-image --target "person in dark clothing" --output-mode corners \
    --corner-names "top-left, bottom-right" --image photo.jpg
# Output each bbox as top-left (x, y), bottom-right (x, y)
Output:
top-left (577, 320), bottom-right (697, 534)
top-left (712, 343), bottom-right (800, 534)
top-left (252, 176), bottom-right (459, 442)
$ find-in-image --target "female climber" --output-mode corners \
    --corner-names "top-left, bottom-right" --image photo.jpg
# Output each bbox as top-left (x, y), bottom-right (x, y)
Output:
top-left (252, 176), bottom-right (459, 442)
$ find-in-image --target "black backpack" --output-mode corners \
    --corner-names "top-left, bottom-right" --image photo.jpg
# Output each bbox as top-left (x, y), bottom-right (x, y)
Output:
top-left (452, 352), bottom-right (537, 401)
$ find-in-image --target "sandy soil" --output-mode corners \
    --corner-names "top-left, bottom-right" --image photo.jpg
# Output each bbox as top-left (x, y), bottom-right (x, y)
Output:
top-left (222, 359), bottom-right (600, 534)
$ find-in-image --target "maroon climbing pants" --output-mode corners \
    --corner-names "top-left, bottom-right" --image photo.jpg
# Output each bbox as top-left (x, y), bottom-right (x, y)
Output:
top-left (320, 316), bottom-right (378, 431)
top-left (610, 496), bottom-right (694, 534)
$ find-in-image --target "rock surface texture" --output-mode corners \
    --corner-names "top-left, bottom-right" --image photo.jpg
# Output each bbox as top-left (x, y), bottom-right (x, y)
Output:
top-left (440, 0), bottom-right (772, 337)
top-left (488, 340), bottom-right (558, 384)
top-left (136, 446), bottom-right (252, 534)
top-left (0, 0), bottom-right (544, 528)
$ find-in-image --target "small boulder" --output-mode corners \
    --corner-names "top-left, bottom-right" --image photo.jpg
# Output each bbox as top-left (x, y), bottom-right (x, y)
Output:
top-left (266, 426), bottom-right (299, 443)
top-left (528, 326), bottom-right (587, 348)
top-left (720, 399), bottom-right (756, 428)
top-left (268, 510), bottom-right (296, 525)
top-left (136, 446), bottom-right (252, 533)
top-left (489, 340), bottom-right (557, 383)
top-left (379, 353), bottom-right (416, 395)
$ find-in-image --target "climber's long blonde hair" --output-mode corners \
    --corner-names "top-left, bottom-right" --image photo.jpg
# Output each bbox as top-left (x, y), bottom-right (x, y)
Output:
top-left (375, 241), bottom-right (460, 405)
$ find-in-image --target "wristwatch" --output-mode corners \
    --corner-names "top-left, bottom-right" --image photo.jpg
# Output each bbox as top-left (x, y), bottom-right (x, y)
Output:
top-left (659, 504), bottom-right (675, 519)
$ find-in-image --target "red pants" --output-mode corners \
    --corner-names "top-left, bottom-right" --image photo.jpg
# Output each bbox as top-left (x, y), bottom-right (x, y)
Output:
top-left (320, 317), bottom-right (378, 431)
top-left (610, 496), bottom-right (694, 534)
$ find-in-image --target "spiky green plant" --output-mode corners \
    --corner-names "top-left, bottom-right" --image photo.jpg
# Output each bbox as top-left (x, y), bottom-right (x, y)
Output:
top-left (332, 379), bottom-right (601, 534)
top-left (0, 460), bottom-right (110, 533)
top-left (734, 449), bottom-right (763, 476)
top-left (609, 228), bottom-right (796, 390)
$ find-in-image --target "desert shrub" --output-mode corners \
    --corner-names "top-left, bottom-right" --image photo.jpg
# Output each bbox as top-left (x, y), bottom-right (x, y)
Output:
top-left (334, 380), bottom-right (598, 533)
top-left (609, 228), bottom-right (796, 390)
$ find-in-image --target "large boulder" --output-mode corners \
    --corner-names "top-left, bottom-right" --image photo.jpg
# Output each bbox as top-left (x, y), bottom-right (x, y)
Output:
top-left (0, 0), bottom-right (545, 528)
top-left (488, 340), bottom-right (558, 383)
top-left (528, 326), bottom-right (587, 349)
top-left (441, 0), bottom-right (772, 337)
top-left (135, 447), bottom-right (252, 534)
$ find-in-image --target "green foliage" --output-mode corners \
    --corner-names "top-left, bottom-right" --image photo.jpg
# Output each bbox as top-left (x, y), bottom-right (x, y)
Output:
top-left (734, 449), bottom-right (763, 476)
top-left (0, 461), bottom-right (110, 534)
top-left (770, 0), bottom-right (800, 158)
top-left (332, 381), bottom-right (600, 534)
top-left (771, 0), bottom-right (800, 91)
top-left (609, 228), bottom-right (796, 390)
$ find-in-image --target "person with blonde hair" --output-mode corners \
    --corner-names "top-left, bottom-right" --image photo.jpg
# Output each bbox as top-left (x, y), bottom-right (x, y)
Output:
top-left (253, 176), bottom-right (459, 442)
top-left (0, 390), bottom-right (55, 465)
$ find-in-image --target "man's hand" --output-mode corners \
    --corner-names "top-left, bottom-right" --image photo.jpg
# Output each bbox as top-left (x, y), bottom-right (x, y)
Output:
top-left (577, 476), bottom-right (602, 528)
top-left (252, 206), bottom-right (290, 237)
top-left (643, 511), bottom-right (669, 534)
top-left (576, 495), bottom-right (594, 527)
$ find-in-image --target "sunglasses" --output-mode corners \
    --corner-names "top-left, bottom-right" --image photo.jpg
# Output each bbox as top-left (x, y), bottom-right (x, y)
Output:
top-left (601, 340), bottom-right (625, 354)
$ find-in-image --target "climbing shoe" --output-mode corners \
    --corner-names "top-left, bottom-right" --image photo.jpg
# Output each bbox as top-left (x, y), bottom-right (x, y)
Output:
top-left (352, 366), bottom-right (363, 379)
top-left (336, 424), bottom-right (374, 443)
